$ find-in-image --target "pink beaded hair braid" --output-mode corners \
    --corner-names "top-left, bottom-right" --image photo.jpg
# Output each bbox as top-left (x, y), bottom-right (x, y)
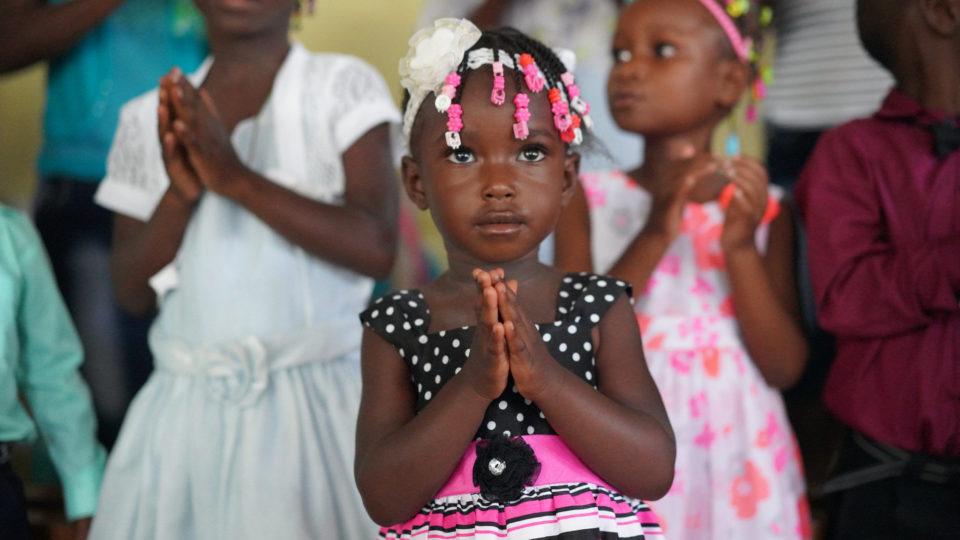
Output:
top-left (467, 29), bottom-right (592, 150)
top-left (405, 26), bottom-right (595, 152)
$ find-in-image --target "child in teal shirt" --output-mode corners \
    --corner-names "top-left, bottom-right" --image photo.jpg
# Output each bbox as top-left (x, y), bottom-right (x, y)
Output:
top-left (0, 205), bottom-right (105, 539)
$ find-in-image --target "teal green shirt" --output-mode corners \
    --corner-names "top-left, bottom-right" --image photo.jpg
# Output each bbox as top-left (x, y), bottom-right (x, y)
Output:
top-left (0, 206), bottom-right (106, 519)
top-left (38, 0), bottom-right (206, 180)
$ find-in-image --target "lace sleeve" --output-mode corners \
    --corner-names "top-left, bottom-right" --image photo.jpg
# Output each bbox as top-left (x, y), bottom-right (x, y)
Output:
top-left (322, 56), bottom-right (401, 154)
top-left (94, 91), bottom-right (170, 222)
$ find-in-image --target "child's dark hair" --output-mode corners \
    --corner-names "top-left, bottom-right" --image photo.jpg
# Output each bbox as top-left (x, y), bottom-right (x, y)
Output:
top-left (703, 0), bottom-right (773, 76)
top-left (404, 27), bottom-right (600, 156)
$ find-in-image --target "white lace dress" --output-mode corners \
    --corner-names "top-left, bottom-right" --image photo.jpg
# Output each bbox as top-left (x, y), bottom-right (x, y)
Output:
top-left (89, 43), bottom-right (400, 539)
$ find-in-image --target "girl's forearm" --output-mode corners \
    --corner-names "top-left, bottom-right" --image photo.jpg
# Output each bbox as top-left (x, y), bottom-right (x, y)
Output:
top-left (607, 229), bottom-right (671, 297)
top-left (531, 364), bottom-right (676, 500)
top-left (0, 0), bottom-right (123, 73)
top-left (725, 246), bottom-right (808, 388)
top-left (356, 375), bottom-right (491, 526)
top-left (111, 192), bottom-right (195, 315)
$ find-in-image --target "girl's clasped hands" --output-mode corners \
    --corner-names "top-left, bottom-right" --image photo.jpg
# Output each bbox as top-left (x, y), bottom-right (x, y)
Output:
top-left (467, 268), bottom-right (556, 404)
top-left (157, 68), bottom-right (247, 206)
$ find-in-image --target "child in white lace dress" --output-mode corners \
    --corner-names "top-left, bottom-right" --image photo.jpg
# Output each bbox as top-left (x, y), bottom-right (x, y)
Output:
top-left (88, 1), bottom-right (399, 538)
top-left (556, 0), bottom-right (812, 538)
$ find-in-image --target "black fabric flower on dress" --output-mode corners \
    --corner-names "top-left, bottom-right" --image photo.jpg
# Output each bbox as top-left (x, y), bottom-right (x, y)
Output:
top-left (472, 434), bottom-right (541, 502)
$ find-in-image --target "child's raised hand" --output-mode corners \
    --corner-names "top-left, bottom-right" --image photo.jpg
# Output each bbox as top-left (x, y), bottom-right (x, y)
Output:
top-left (461, 268), bottom-right (510, 401)
top-left (168, 75), bottom-right (246, 198)
top-left (645, 151), bottom-right (718, 242)
top-left (719, 156), bottom-right (770, 252)
top-left (158, 69), bottom-right (202, 207)
top-left (496, 280), bottom-right (556, 402)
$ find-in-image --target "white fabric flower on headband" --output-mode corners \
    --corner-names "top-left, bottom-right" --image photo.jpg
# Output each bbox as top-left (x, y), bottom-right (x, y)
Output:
top-left (399, 18), bottom-right (482, 148)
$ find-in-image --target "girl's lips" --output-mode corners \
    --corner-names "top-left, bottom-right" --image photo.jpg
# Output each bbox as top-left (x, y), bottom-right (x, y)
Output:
top-left (475, 212), bottom-right (526, 235)
top-left (610, 92), bottom-right (645, 109)
top-left (477, 222), bottom-right (525, 235)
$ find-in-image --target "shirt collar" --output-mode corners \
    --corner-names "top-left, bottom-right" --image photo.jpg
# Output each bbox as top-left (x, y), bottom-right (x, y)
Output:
top-left (875, 88), bottom-right (958, 126)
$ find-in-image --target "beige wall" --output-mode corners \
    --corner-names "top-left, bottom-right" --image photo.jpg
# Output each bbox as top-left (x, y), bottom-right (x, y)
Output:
top-left (0, 1), bottom-right (425, 209)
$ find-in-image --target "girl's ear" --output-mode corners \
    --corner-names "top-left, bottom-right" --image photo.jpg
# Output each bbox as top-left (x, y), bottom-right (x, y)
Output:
top-left (561, 151), bottom-right (581, 207)
top-left (401, 155), bottom-right (429, 210)
top-left (715, 58), bottom-right (749, 109)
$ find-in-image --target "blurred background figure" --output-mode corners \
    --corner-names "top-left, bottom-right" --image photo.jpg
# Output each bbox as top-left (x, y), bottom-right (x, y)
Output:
top-left (764, 0), bottom-right (893, 507)
top-left (557, 1), bottom-right (812, 536)
top-left (88, 0), bottom-right (399, 535)
top-left (0, 0), bottom-right (208, 447)
top-left (797, 0), bottom-right (960, 536)
top-left (0, 2), bottom-right (421, 535)
top-left (0, 204), bottom-right (105, 540)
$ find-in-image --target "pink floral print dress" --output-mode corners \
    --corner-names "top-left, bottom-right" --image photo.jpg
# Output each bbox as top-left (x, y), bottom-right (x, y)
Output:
top-left (582, 170), bottom-right (811, 539)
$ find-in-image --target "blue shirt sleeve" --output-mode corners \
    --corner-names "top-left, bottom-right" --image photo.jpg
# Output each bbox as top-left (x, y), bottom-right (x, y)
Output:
top-left (9, 211), bottom-right (106, 520)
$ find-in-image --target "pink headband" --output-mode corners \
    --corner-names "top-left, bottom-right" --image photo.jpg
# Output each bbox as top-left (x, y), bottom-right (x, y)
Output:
top-left (697, 0), bottom-right (749, 62)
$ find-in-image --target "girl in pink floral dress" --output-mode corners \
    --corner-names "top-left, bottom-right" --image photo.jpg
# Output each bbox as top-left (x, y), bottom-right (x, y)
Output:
top-left (555, 0), bottom-right (811, 538)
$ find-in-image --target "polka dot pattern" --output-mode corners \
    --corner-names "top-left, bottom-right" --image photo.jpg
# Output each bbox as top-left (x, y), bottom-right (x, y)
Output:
top-left (359, 274), bottom-right (631, 439)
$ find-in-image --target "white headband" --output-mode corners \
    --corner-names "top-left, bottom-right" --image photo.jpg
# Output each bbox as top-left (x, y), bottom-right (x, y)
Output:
top-left (399, 18), bottom-right (482, 149)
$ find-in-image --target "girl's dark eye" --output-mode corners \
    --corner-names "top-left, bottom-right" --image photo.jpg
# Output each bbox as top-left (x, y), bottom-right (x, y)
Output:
top-left (446, 147), bottom-right (475, 164)
top-left (518, 146), bottom-right (547, 162)
top-left (613, 48), bottom-right (633, 64)
top-left (654, 42), bottom-right (677, 58)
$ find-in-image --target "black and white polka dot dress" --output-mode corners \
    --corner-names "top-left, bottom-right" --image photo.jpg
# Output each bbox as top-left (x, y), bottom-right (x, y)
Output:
top-left (360, 273), bottom-right (666, 539)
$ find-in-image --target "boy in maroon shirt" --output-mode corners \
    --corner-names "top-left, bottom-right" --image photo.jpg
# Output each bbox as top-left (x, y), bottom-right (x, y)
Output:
top-left (796, 0), bottom-right (960, 537)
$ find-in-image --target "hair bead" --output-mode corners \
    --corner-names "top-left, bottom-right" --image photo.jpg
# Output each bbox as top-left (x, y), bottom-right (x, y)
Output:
top-left (518, 53), bottom-right (545, 93)
top-left (491, 61), bottom-right (506, 105)
top-left (435, 71), bottom-right (462, 113)
top-left (445, 103), bottom-right (464, 149)
top-left (513, 92), bottom-right (530, 140)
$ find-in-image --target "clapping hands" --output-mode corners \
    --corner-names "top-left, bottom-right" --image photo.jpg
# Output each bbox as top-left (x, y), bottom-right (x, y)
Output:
top-left (643, 147), bottom-right (772, 253)
top-left (717, 156), bottom-right (772, 253)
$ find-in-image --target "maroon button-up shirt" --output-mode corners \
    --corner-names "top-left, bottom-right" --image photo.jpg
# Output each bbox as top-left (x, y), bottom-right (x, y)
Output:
top-left (797, 89), bottom-right (960, 457)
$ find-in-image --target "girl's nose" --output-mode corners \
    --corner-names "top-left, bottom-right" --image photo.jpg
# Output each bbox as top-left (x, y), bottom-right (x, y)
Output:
top-left (482, 180), bottom-right (516, 201)
top-left (614, 55), bottom-right (646, 81)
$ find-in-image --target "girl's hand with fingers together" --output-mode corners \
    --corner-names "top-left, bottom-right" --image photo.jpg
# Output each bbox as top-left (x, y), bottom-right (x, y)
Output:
top-left (168, 75), bottom-right (247, 197)
top-left (495, 280), bottom-right (559, 403)
top-left (158, 69), bottom-right (202, 206)
top-left (460, 269), bottom-right (510, 401)
top-left (720, 156), bottom-right (770, 253)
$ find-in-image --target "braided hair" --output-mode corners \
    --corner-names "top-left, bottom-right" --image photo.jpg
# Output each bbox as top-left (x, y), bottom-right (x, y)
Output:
top-left (703, 0), bottom-right (773, 75)
top-left (405, 27), bottom-right (599, 156)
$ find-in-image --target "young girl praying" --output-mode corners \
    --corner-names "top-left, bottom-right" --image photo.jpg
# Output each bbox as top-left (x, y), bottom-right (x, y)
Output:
top-left (88, 0), bottom-right (399, 537)
top-left (354, 19), bottom-right (675, 539)
top-left (556, 1), bottom-right (811, 538)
